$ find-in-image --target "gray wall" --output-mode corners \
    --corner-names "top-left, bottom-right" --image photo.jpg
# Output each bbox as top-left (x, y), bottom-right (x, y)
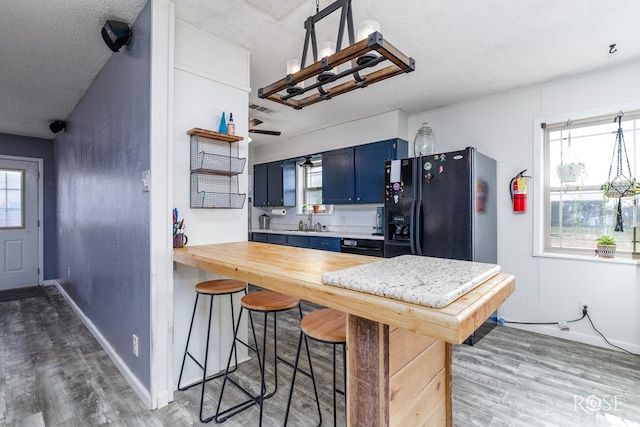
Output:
top-left (0, 133), bottom-right (56, 279)
top-left (54, 2), bottom-right (151, 389)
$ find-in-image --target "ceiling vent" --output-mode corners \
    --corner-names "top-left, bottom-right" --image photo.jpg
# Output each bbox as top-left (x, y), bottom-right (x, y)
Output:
top-left (249, 103), bottom-right (275, 113)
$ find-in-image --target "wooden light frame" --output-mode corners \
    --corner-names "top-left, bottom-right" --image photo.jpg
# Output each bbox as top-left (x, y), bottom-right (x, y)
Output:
top-left (257, 0), bottom-right (415, 110)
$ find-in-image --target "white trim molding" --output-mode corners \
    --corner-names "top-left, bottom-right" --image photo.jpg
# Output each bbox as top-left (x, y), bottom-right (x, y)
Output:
top-left (50, 281), bottom-right (151, 406)
top-left (149, 0), bottom-right (175, 410)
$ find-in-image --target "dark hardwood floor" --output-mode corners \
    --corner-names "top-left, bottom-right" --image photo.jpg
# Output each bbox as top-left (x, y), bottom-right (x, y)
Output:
top-left (1, 285), bottom-right (638, 426)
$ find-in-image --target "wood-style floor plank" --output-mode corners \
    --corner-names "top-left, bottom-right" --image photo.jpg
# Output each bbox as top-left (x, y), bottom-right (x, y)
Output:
top-left (1, 285), bottom-right (638, 426)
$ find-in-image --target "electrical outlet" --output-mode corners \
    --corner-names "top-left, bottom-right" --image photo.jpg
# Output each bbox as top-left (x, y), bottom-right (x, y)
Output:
top-left (132, 334), bottom-right (139, 357)
top-left (579, 300), bottom-right (592, 314)
top-left (67, 267), bottom-right (71, 277)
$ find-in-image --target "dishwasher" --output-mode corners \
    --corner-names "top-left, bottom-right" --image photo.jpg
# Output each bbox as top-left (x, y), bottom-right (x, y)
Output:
top-left (340, 238), bottom-right (384, 257)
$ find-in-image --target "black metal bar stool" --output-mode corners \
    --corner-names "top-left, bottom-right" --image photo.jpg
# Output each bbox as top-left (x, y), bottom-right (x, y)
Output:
top-left (215, 290), bottom-right (320, 426)
top-left (284, 308), bottom-right (347, 427)
top-left (176, 279), bottom-right (247, 423)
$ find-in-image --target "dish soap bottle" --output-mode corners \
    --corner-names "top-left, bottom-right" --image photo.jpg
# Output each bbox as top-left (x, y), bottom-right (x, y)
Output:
top-left (298, 220), bottom-right (304, 231)
top-left (413, 122), bottom-right (436, 156)
top-left (227, 112), bottom-right (235, 135)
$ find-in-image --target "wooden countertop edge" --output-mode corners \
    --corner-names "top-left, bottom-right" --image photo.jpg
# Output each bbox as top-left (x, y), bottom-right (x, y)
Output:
top-left (173, 248), bottom-right (515, 344)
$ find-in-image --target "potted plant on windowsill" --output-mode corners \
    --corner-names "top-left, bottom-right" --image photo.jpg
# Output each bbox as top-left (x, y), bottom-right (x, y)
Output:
top-left (596, 235), bottom-right (617, 258)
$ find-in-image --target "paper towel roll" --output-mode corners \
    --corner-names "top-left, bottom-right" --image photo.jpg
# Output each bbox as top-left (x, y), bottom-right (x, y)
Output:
top-left (271, 208), bottom-right (287, 216)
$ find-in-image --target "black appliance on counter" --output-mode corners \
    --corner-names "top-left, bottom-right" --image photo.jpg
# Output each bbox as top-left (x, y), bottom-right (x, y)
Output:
top-left (384, 147), bottom-right (497, 345)
top-left (340, 238), bottom-right (384, 257)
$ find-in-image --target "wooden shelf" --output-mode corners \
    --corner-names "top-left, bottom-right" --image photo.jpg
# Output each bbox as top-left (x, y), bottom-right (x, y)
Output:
top-left (187, 127), bottom-right (243, 143)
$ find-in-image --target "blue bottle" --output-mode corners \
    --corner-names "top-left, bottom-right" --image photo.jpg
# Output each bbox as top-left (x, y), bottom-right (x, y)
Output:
top-left (218, 112), bottom-right (227, 134)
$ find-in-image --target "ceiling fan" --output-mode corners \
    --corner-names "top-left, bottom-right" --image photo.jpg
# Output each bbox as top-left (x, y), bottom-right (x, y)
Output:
top-left (248, 118), bottom-right (281, 136)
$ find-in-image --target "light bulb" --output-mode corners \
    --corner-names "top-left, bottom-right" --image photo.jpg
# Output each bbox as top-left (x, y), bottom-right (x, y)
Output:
top-left (318, 41), bottom-right (336, 59)
top-left (356, 20), bottom-right (381, 66)
top-left (317, 42), bottom-right (337, 83)
top-left (287, 59), bottom-right (301, 74)
top-left (286, 59), bottom-right (304, 94)
top-left (357, 20), bottom-right (380, 42)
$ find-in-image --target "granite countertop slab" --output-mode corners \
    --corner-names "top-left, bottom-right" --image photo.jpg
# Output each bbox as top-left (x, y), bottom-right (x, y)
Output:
top-left (321, 255), bottom-right (501, 308)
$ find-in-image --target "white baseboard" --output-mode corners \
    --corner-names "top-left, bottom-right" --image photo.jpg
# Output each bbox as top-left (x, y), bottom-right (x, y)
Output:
top-left (49, 281), bottom-right (152, 408)
top-left (504, 323), bottom-right (640, 355)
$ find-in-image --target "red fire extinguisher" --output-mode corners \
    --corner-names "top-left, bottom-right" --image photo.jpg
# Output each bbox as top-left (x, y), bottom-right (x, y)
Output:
top-left (510, 169), bottom-right (529, 213)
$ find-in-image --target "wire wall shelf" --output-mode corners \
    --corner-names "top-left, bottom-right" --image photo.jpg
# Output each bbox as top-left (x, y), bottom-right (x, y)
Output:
top-left (188, 128), bottom-right (246, 209)
top-left (193, 151), bottom-right (246, 175)
top-left (190, 173), bottom-right (246, 208)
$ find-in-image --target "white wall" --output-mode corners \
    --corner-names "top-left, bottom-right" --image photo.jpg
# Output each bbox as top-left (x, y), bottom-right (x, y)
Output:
top-left (172, 20), bottom-right (251, 388)
top-left (409, 60), bottom-right (640, 353)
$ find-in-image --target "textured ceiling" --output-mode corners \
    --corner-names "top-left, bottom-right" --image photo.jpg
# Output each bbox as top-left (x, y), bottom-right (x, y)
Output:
top-left (2, 0), bottom-right (640, 144)
top-left (0, 0), bottom-right (147, 139)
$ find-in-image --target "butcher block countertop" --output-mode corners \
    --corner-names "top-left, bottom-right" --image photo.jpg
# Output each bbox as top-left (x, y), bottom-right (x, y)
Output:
top-left (173, 242), bottom-right (515, 344)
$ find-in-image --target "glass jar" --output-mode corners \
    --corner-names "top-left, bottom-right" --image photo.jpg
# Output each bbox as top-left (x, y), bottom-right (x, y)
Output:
top-left (413, 122), bottom-right (436, 156)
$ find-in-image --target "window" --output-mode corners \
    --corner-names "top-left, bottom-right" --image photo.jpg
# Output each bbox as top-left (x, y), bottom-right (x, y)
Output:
top-left (542, 111), bottom-right (640, 255)
top-left (0, 168), bottom-right (24, 228)
top-left (299, 157), bottom-right (323, 212)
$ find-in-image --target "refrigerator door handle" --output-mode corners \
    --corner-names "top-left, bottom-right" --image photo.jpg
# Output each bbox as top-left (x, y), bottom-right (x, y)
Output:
top-left (415, 201), bottom-right (423, 256)
top-left (409, 199), bottom-right (416, 255)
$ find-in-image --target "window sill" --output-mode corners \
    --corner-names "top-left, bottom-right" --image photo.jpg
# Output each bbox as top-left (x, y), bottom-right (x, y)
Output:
top-left (532, 251), bottom-right (640, 265)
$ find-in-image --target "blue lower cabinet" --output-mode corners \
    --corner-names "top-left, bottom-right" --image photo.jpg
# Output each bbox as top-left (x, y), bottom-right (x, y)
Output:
top-left (287, 235), bottom-right (310, 248)
top-left (254, 233), bottom-right (340, 252)
top-left (309, 236), bottom-right (341, 252)
top-left (267, 234), bottom-right (287, 245)
top-left (252, 233), bottom-right (267, 242)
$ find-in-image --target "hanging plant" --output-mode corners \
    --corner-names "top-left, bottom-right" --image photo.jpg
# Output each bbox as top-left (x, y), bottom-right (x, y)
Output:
top-left (603, 112), bottom-right (637, 198)
top-left (556, 127), bottom-right (586, 182)
top-left (601, 112), bottom-right (637, 232)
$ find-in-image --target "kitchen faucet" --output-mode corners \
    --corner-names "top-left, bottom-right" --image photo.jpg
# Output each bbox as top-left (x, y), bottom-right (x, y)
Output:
top-left (308, 210), bottom-right (313, 230)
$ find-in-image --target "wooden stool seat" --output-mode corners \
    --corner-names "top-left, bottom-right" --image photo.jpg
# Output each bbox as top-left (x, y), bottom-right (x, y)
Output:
top-left (241, 290), bottom-right (300, 312)
top-left (195, 279), bottom-right (247, 295)
top-left (301, 308), bottom-right (346, 343)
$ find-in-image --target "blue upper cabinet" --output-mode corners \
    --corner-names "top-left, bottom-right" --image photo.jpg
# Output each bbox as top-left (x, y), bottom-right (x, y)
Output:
top-left (355, 139), bottom-right (407, 203)
top-left (322, 147), bottom-right (355, 204)
top-left (253, 163), bottom-right (269, 207)
top-left (253, 160), bottom-right (296, 207)
top-left (323, 139), bottom-right (407, 204)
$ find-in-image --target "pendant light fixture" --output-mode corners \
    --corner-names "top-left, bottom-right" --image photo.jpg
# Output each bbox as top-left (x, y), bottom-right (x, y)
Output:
top-left (300, 156), bottom-right (314, 167)
top-left (258, 0), bottom-right (415, 110)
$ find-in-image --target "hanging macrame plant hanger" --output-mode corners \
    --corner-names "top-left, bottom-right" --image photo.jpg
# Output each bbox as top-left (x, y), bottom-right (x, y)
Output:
top-left (604, 112), bottom-right (636, 231)
top-left (556, 122), bottom-right (585, 182)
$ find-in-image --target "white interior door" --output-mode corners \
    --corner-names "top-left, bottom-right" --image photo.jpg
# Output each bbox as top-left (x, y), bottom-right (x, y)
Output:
top-left (0, 158), bottom-right (39, 290)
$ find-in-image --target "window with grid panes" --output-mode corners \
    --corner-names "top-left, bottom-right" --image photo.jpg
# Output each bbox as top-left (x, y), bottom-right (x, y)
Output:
top-left (543, 111), bottom-right (640, 255)
top-left (0, 169), bottom-right (24, 228)
top-left (300, 158), bottom-right (322, 212)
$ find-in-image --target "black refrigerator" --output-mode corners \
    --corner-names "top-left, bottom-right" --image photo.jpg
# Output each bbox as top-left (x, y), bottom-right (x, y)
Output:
top-left (383, 147), bottom-right (497, 344)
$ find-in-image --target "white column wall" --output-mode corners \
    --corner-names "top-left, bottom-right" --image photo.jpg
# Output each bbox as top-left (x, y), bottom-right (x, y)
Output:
top-left (172, 20), bottom-right (251, 388)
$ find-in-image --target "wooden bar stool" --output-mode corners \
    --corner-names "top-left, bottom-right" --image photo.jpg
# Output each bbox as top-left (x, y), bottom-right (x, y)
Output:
top-left (284, 308), bottom-right (347, 427)
top-left (215, 290), bottom-right (319, 426)
top-left (176, 279), bottom-right (247, 423)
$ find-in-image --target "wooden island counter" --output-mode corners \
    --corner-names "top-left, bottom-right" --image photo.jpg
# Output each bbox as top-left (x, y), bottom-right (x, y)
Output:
top-left (173, 242), bottom-right (515, 426)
